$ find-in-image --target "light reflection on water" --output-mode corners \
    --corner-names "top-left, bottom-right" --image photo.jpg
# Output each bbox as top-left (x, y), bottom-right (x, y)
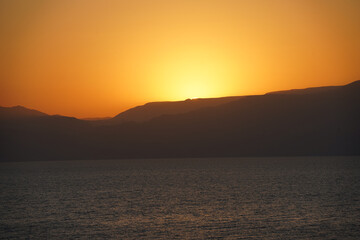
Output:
top-left (0, 157), bottom-right (359, 239)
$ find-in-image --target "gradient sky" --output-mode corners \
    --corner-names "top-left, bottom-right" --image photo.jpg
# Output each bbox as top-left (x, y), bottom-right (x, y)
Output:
top-left (1, 0), bottom-right (360, 118)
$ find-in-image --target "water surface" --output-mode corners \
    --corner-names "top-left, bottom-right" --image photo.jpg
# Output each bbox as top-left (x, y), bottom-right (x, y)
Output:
top-left (1, 157), bottom-right (359, 239)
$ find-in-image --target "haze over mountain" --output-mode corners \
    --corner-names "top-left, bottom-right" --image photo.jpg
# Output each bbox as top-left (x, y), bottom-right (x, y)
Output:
top-left (1, 80), bottom-right (359, 161)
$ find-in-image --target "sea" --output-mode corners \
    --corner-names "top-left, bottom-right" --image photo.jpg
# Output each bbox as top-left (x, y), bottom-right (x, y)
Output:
top-left (0, 157), bottom-right (359, 239)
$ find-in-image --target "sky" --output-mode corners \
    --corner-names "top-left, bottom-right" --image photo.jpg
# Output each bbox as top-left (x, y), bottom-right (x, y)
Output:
top-left (1, 0), bottom-right (360, 118)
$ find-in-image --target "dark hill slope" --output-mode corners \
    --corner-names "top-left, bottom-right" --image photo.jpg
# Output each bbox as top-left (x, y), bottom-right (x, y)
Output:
top-left (1, 81), bottom-right (359, 161)
top-left (106, 96), bottom-right (244, 124)
top-left (0, 106), bottom-right (47, 119)
top-left (0, 110), bottom-right (90, 161)
top-left (102, 80), bottom-right (360, 158)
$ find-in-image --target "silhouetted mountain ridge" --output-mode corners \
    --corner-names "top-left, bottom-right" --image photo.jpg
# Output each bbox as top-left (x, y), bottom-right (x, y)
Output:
top-left (106, 96), bottom-right (244, 124)
top-left (267, 80), bottom-right (360, 95)
top-left (0, 106), bottom-right (48, 119)
top-left (1, 80), bottom-right (359, 161)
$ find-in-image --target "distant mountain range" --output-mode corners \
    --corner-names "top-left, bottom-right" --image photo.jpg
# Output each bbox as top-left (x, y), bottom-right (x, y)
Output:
top-left (89, 96), bottom-right (244, 125)
top-left (1, 80), bottom-right (359, 161)
top-left (0, 105), bottom-right (47, 119)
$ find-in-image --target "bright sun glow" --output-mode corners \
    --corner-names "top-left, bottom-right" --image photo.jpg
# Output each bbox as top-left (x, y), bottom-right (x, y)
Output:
top-left (151, 48), bottom-right (236, 100)
top-left (2, 0), bottom-right (359, 117)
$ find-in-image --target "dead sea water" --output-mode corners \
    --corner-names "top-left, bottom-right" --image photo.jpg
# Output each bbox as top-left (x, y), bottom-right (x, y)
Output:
top-left (1, 157), bottom-right (359, 239)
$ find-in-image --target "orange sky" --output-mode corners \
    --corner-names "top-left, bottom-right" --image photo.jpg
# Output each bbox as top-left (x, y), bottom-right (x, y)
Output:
top-left (1, 0), bottom-right (360, 118)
